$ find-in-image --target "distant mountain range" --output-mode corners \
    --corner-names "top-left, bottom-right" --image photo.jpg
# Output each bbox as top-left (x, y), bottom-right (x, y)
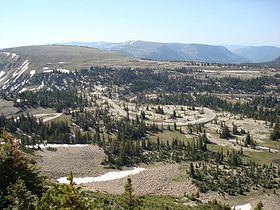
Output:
top-left (63, 41), bottom-right (249, 64)
top-left (261, 56), bottom-right (280, 67)
top-left (233, 46), bottom-right (280, 63)
top-left (63, 41), bottom-right (280, 64)
top-left (1, 44), bottom-right (279, 94)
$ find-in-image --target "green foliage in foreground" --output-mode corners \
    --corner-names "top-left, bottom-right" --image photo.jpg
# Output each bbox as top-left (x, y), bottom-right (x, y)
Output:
top-left (0, 131), bottom-right (232, 209)
top-left (0, 132), bottom-right (45, 209)
top-left (36, 175), bottom-right (231, 210)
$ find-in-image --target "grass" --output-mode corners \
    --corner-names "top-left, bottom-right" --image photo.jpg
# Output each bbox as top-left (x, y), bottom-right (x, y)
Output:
top-left (206, 143), bottom-right (233, 153)
top-left (219, 188), bottom-right (280, 209)
top-left (243, 150), bottom-right (280, 166)
top-left (258, 139), bottom-right (280, 150)
top-left (148, 130), bottom-right (196, 144)
top-left (0, 99), bottom-right (20, 116)
top-left (148, 129), bottom-right (280, 166)
top-left (207, 141), bottom-right (280, 165)
top-left (47, 114), bottom-right (71, 123)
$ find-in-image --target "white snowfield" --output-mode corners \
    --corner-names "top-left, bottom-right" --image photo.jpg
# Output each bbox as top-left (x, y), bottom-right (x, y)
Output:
top-left (18, 88), bottom-right (27, 93)
top-left (0, 71), bottom-right (5, 79)
top-left (57, 167), bottom-right (146, 184)
top-left (57, 68), bottom-right (70, 74)
top-left (43, 69), bottom-right (70, 73)
top-left (43, 69), bottom-right (54, 73)
top-left (12, 59), bottom-right (29, 84)
top-left (231, 203), bottom-right (252, 210)
top-left (11, 53), bottom-right (18, 59)
top-left (33, 112), bottom-right (63, 122)
top-left (30, 70), bottom-right (36, 77)
top-left (1, 52), bottom-right (11, 56)
top-left (26, 144), bottom-right (90, 149)
top-left (0, 51), bottom-right (18, 60)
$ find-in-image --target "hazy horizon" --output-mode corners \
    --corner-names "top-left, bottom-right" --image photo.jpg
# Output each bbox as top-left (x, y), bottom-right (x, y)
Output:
top-left (1, 40), bottom-right (280, 51)
top-left (1, 0), bottom-right (280, 48)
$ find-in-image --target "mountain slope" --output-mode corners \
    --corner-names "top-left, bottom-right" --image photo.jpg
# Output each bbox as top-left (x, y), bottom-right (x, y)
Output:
top-left (262, 56), bottom-right (280, 67)
top-left (64, 40), bottom-right (250, 64)
top-left (233, 46), bottom-right (280, 63)
top-left (0, 45), bottom-right (131, 92)
top-left (1, 45), bottom-right (129, 71)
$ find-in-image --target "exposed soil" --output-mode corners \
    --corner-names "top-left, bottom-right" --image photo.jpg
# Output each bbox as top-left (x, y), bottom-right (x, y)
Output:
top-left (35, 144), bottom-right (280, 210)
top-left (35, 145), bottom-right (107, 179)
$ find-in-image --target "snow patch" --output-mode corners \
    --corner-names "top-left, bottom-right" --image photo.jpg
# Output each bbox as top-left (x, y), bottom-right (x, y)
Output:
top-left (28, 81), bottom-right (45, 92)
top-left (1, 52), bottom-right (11, 56)
top-left (0, 71), bottom-right (5, 78)
top-left (0, 75), bottom-right (7, 83)
top-left (57, 68), bottom-right (70, 74)
top-left (11, 53), bottom-right (16, 59)
top-left (231, 203), bottom-right (252, 210)
top-left (12, 60), bottom-right (29, 83)
top-left (4, 79), bottom-right (10, 85)
top-left (30, 70), bottom-right (36, 77)
top-left (57, 167), bottom-right (146, 184)
top-left (26, 144), bottom-right (89, 149)
top-left (2, 84), bottom-right (7, 90)
top-left (43, 69), bottom-right (54, 73)
top-left (19, 88), bottom-right (27, 93)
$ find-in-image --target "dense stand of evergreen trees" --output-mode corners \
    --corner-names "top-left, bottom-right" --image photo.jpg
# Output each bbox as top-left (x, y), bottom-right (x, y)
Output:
top-left (0, 114), bottom-right (87, 145)
top-left (189, 149), bottom-right (280, 195)
top-left (15, 89), bottom-right (89, 112)
top-left (2, 66), bottom-right (278, 101)
top-left (71, 107), bottom-right (214, 167)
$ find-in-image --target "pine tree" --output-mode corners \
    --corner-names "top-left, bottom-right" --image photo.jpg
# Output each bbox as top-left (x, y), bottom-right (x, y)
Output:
top-left (189, 162), bottom-right (195, 178)
top-left (220, 125), bottom-right (230, 139)
top-left (232, 123), bottom-right (238, 135)
top-left (270, 119), bottom-right (280, 141)
top-left (254, 201), bottom-right (263, 210)
top-left (157, 136), bottom-right (160, 151)
top-left (124, 177), bottom-right (134, 210)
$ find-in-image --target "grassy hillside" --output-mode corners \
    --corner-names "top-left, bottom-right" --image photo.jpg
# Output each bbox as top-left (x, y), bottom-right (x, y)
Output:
top-left (0, 45), bottom-right (131, 71)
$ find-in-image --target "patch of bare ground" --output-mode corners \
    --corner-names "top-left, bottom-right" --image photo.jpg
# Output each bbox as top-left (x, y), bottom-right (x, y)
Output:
top-left (205, 111), bottom-right (278, 152)
top-left (83, 162), bottom-right (197, 197)
top-left (214, 112), bottom-right (271, 142)
top-left (201, 190), bottom-right (280, 210)
top-left (35, 145), bottom-right (279, 209)
top-left (35, 145), bottom-right (107, 179)
top-left (0, 99), bottom-right (20, 116)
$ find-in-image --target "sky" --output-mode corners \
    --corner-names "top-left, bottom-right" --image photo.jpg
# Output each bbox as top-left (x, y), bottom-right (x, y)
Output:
top-left (0, 0), bottom-right (280, 48)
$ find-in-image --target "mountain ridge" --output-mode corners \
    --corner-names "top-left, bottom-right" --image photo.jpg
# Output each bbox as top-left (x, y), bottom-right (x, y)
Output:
top-left (233, 46), bottom-right (280, 63)
top-left (63, 40), bottom-right (250, 64)
top-left (0, 45), bottom-right (133, 92)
